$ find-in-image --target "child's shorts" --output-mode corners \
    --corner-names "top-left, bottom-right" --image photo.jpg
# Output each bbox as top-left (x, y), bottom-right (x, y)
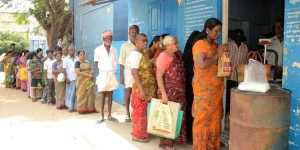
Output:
top-left (31, 79), bottom-right (42, 87)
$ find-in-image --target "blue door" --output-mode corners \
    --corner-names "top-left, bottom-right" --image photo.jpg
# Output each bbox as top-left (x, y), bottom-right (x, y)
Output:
top-left (161, 0), bottom-right (177, 35)
top-left (148, 2), bottom-right (161, 40)
top-left (148, 0), bottom-right (177, 39)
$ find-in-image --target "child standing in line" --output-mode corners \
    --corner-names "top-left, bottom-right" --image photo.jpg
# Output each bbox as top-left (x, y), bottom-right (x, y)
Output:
top-left (29, 55), bottom-right (43, 102)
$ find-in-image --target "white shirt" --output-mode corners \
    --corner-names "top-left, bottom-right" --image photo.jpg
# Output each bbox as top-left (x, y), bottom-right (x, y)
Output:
top-left (94, 44), bottom-right (118, 72)
top-left (129, 51), bottom-right (142, 69)
top-left (62, 55), bottom-right (69, 61)
top-left (267, 36), bottom-right (283, 66)
top-left (43, 58), bottom-right (55, 79)
top-left (118, 40), bottom-right (136, 69)
top-left (63, 56), bottom-right (78, 81)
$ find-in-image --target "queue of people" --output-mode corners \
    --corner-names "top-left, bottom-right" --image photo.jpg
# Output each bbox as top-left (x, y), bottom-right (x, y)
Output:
top-left (1, 17), bottom-right (262, 150)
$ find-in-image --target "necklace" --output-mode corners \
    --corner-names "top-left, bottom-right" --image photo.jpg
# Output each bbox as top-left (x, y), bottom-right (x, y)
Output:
top-left (203, 38), bottom-right (212, 47)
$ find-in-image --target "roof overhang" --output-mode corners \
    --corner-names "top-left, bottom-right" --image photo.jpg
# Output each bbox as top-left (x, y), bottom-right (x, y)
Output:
top-left (78, 0), bottom-right (117, 7)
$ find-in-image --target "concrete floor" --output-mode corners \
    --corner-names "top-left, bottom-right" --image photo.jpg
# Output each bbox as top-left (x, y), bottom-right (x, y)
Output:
top-left (0, 85), bottom-right (229, 150)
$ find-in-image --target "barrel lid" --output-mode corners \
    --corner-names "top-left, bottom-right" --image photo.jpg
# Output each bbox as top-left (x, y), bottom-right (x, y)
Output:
top-left (232, 86), bottom-right (291, 96)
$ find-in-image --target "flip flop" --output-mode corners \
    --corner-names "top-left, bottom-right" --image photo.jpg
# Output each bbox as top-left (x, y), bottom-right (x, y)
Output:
top-left (132, 137), bottom-right (149, 143)
top-left (159, 146), bottom-right (176, 150)
top-left (125, 118), bottom-right (132, 122)
top-left (107, 116), bottom-right (118, 122)
top-left (125, 115), bottom-right (132, 122)
top-left (96, 118), bottom-right (105, 124)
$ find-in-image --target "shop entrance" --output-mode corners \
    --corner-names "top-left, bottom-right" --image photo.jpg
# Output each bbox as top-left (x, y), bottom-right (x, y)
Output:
top-left (223, 0), bottom-right (285, 144)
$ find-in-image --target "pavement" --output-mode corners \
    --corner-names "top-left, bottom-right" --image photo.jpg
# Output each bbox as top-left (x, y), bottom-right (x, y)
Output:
top-left (0, 85), bottom-right (229, 150)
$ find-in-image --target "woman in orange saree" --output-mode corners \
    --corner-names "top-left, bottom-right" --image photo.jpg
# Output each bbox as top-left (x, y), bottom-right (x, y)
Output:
top-left (192, 18), bottom-right (228, 150)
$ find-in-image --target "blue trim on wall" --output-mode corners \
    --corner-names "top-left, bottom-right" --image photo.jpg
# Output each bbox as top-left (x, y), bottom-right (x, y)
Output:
top-left (112, 41), bottom-right (126, 104)
top-left (284, 1), bottom-right (300, 149)
top-left (113, 0), bottom-right (128, 41)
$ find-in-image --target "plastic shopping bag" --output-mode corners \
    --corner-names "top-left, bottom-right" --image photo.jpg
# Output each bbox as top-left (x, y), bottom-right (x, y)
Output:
top-left (86, 78), bottom-right (94, 90)
top-left (237, 51), bottom-right (271, 83)
top-left (217, 52), bottom-right (232, 77)
top-left (57, 72), bottom-right (65, 82)
top-left (6, 74), bottom-right (14, 83)
top-left (147, 98), bottom-right (183, 139)
top-left (238, 59), bottom-right (270, 93)
top-left (155, 103), bottom-right (173, 133)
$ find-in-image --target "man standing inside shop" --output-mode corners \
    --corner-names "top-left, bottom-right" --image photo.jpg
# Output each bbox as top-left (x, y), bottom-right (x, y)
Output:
top-left (266, 19), bottom-right (284, 78)
top-left (226, 29), bottom-right (248, 130)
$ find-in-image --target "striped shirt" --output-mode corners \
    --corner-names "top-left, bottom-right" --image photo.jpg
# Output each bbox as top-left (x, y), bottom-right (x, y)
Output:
top-left (228, 41), bottom-right (248, 81)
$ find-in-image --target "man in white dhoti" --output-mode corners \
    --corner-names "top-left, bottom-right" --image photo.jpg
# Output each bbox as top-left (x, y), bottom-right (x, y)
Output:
top-left (118, 25), bottom-right (140, 122)
top-left (95, 30), bottom-right (119, 124)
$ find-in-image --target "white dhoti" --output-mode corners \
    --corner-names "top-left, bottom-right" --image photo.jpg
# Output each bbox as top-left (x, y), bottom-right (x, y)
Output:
top-left (97, 71), bottom-right (119, 92)
top-left (124, 67), bottom-right (133, 88)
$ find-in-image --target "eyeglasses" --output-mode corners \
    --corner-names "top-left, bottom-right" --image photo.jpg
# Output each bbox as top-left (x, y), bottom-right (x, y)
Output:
top-left (138, 39), bottom-right (148, 43)
top-left (104, 37), bottom-right (113, 40)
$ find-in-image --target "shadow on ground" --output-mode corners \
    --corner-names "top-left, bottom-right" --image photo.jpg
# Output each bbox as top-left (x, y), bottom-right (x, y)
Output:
top-left (0, 86), bottom-right (228, 150)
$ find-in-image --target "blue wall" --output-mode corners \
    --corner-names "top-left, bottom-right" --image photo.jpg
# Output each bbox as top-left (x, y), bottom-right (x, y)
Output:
top-left (284, 1), bottom-right (300, 149)
top-left (72, 0), bottom-right (128, 104)
top-left (128, 0), bottom-right (222, 51)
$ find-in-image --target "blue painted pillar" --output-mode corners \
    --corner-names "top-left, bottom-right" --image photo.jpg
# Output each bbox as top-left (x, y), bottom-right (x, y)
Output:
top-left (283, 1), bottom-right (300, 149)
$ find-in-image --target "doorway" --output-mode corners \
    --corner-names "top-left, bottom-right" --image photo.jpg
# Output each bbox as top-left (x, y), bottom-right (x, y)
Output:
top-left (148, 0), bottom-right (178, 40)
top-left (223, 0), bottom-right (285, 144)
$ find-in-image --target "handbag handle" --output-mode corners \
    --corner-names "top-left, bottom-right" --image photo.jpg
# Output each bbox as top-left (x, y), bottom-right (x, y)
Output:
top-left (247, 51), bottom-right (263, 64)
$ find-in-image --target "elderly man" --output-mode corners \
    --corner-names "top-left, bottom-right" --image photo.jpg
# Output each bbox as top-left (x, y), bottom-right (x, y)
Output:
top-left (63, 46), bottom-right (78, 112)
top-left (95, 30), bottom-right (119, 124)
top-left (118, 25), bottom-right (140, 122)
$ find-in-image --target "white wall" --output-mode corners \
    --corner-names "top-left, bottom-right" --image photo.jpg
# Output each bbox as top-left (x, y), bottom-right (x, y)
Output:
top-left (229, 0), bottom-right (284, 50)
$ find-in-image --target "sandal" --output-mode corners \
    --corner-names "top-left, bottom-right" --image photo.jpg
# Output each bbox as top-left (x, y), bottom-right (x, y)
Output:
top-left (132, 137), bottom-right (149, 143)
top-left (159, 146), bottom-right (176, 150)
top-left (107, 116), bottom-right (118, 122)
top-left (125, 115), bottom-right (132, 122)
top-left (96, 118), bottom-right (105, 124)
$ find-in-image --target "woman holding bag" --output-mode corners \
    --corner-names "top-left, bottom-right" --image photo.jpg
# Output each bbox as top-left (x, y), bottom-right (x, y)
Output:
top-left (75, 50), bottom-right (97, 114)
top-left (156, 35), bottom-right (187, 150)
top-left (130, 34), bottom-right (157, 143)
top-left (192, 18), bottom-right (228, 150)
top-left (52, 51), bottom-right (67, 110)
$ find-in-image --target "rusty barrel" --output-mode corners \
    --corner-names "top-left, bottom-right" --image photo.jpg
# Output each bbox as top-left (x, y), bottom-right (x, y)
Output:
top-left (229, 86), bottom-right (291, 150)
